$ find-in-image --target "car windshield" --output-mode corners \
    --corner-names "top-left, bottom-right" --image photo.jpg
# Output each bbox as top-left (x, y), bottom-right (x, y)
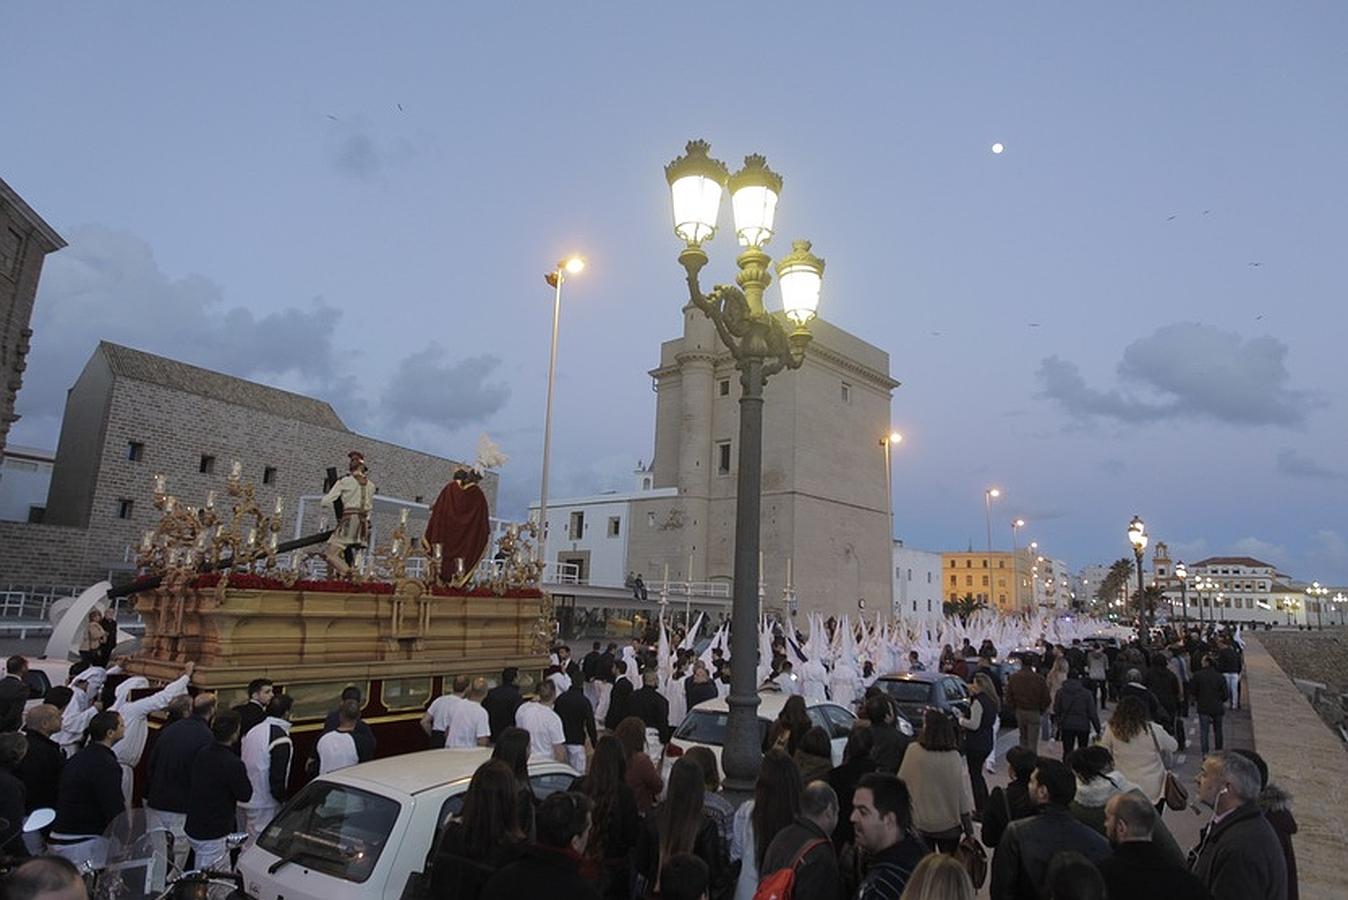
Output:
top-left (257, 782), bottom-right (400, 883)
top-left (674, 710), bottom-right (769, 746)
top-left (878, 681), bottom-right (931, 703)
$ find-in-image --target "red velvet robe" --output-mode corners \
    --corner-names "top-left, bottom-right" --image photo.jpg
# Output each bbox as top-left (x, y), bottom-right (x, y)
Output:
top-left (424, 480), bottom-right (490, 583)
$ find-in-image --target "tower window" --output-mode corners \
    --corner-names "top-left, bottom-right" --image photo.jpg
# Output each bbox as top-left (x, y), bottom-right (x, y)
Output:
top-left (127, 441), bottom-right (144, 461)
top-left (718, 379), bottom-right (730, 397)
top-left (716, 441), bottom-right (732, 475)
top-left (116, 499), bottom-right (134, 519)
top-left (840, 382), bottom-right (851, 403)
top-left (199, 454), bottom-right (216, 475)
top-left (262, 466), bottom-right (277, 485)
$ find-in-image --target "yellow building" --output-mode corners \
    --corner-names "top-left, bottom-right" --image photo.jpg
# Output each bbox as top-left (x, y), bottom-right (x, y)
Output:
top-left (941, 550), bottom-right (1036, 612)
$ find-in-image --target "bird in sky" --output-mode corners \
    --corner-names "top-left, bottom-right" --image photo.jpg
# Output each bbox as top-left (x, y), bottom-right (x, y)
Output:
top-left (1248, 262), bottom-right (1263, 267)
top-left (930, 331), bottom-right (942, 337)
top-left (1028, 323), bottom-right (1041, 328)
top-left (1202, 209), bottom-right (1211, 215)
top-left (1255, 315), bottom-right (1264, 320)
top-left (325, 114), bottom-right (338, 121)
top-left (397, 103), bottom-right (404, 112)
top-left (1166, 214), bottom-right (1177, 221)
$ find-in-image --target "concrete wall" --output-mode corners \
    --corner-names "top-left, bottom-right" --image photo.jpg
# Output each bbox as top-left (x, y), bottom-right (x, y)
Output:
top-left (0, 521), bottom-right (98, 587)
top-left (45, 351), bottom-right (114, 527)
top-left (893, 543), bottom-right (943, 625)
top-left (0, 447), bottom-right (54, 522)
top-left (1243, 634), bottom-right (1348, 900)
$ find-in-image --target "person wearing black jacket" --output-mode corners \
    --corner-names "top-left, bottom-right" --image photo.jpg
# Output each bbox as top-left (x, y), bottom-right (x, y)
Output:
top-left (684, 663), bottom-right (718, 710)
top-left (482, 668), bottom-right (524, 741)
top-left (864, 694), bottom-right (909, 773)
top-left (629, 672), bottom-right (672, 744)
top-left (1052, 676), bottom-right (1102, 762)
top-left (0, 657), bottom-right (32, 733)
top-left (321, 686), bottom-right (376, 760)
top-left (981, 746), bottom-right (1038, 850)
top-left (146, 693), bottom-right (217, 868)
top-left (185, 711), bottom-right (252, 871)
top-left (1190, 751), bottom-right (1286, 900)
top-left (1191, 655), bottom-right (1230, 754)
top-left (554, 679), bottom-right (597, 773)
top-left (233, 678), bottom-right (272, 743)
top-left (14, 704), bottom-right (64, 815)
top-left (760, 782), bottom-right (843, 900)
top-left (1096, 792), bottom-right (1210, 900)
top-left (49, 711), bottom-right (125, 867)
top-left (481, 792), bottom-right (601, 900)
top-left (603, 678), bottom-right (634, 731)
top-left (0, 733), bottom-right (31, 859)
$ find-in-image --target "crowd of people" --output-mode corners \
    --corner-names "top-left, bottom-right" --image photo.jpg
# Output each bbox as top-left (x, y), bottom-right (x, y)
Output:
top-left (0, 615), bottom-right (1302, 900)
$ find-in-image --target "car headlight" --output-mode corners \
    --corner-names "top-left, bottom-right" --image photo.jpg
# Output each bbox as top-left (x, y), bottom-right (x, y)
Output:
top-left (897, 718), bottom-right (915, 737)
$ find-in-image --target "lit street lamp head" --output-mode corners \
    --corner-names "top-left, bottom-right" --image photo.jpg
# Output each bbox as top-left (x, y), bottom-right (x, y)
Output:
top-left (563, 256), bottom-right (585, 275)
top-left (775, 239), bottom-right (825, 325)
top-left (666, 139), bottom-right (729, 247)
top-left (729, 154), bottom-right (783, 249)
top-left (987, 488), bottom-right (1001, 499)
top-left (889, 432), bottom-right (903, 445)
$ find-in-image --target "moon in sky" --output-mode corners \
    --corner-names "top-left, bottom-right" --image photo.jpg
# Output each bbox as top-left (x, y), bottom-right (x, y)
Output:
top-left (991, 142), bottom-right (1005, 154)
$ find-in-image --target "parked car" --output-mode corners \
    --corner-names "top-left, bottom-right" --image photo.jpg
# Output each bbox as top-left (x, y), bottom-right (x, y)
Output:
top-left (660, 691), bottom-right (877, 780)
top-left (237, 748), bottom-right (579, 900)
top-left (873, 672), bottom-right (972, 726)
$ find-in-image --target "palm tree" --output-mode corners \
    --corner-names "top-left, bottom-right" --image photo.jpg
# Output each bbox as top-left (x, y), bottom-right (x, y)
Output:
top-left (943, 593), bottom-right (989, 625)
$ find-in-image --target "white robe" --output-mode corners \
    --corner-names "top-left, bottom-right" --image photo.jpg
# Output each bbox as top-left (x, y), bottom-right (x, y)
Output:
top-left (666, 675), bottom-right (688, 729)
top-left (800, 659), bottom-right (829, 704)
top-left (829, 663), bottom-right (860, 709)
top-left (621, 648), bottom-right (641, 690)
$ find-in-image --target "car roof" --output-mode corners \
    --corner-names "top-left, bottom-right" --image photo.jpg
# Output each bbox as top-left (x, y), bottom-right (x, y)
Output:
top-left (317, 748), bottom-right (578, 796)
top-left (876, 671), bottom-right (946, 684)
top-left (688, 691), bottom-right (851, 719)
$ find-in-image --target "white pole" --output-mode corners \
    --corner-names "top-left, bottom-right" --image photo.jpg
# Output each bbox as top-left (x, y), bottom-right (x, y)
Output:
top-left (537, 269), bottom-right (564, 562)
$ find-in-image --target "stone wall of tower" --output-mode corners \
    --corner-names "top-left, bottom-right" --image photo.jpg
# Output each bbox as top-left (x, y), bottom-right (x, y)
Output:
top-left (674, 304), bottom-right (716, 581)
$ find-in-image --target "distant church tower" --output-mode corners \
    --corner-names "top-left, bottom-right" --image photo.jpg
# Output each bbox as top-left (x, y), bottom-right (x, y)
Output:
top-left (1153, 541), bottom-right (1171, 582)
top-left (626, 304), bottom-right (900, 618)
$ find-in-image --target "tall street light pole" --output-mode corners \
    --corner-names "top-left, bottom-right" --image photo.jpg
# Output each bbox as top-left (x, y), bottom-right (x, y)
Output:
top-left (882, 432), bottom-right (902, 616)
top-left (1127, 515), bottom-right (1149, 643)
top-left (984, 488), bottom-right (1000, 609)
top-left (537, 256), bottom-right (586, 564)
top-left (1175, 560), bottom-right (1188, 623)
top-left (1010, 519), bottom-right (1024, 610)
top-left (1307, 582), bottom-right (1328, 629)
top-left (665, 140), bottom-right (823, 790)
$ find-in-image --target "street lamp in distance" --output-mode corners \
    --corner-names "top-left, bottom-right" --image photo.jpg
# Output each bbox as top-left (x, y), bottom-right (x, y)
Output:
top-left (537, 255), bottom-right (587, 564)
top-left (1175, 560), bottom-right (1188, 622)
top-left (1306, 581), bottom-right (1329, 630)
top-left (1127, 515), bottom-right (1149, 641)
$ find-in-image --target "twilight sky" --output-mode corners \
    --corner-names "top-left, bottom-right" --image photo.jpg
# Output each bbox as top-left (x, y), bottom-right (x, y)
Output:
top-left (5, 3), bottom-right (1347, 582)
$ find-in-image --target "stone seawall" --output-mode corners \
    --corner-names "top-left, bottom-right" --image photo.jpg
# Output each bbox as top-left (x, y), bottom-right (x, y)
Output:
top-left (1244, 635), bottom-right (1348, 900)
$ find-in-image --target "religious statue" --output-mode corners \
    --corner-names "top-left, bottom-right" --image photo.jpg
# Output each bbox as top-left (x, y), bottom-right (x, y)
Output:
top-left (321, 450), bottom-right (374, 576)
top-left (423, 435), bottom-right (506, 586)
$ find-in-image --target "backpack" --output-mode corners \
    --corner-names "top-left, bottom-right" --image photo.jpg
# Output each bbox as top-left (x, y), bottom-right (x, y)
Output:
top-left (753, 838), bottom-right (826, 900)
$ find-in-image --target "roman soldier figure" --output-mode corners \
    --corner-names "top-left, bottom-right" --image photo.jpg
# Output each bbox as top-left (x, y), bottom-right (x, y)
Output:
top-left (321, 451), bottom-right (374, 576)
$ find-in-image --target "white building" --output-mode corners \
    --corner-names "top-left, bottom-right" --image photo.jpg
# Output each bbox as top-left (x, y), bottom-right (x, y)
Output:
top-left (0, 445), bottom-right (54, 523)
top-left (892, 540), bottom-right (943, 625)
top-left (1034, 557), bottom-right (1073, 609)
top-left (530, 467), bottom-right (677, 587)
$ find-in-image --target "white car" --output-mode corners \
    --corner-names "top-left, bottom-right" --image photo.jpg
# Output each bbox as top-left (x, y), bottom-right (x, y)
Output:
top-left (237, 749), bottom-right (579, 900)
top-left (660, 691), bottom-right (876, 780)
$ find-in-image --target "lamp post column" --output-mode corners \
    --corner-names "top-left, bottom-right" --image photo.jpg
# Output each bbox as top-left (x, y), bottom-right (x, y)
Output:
top-left (1180, 580), bottom-right (1188, 622)
top-left (723, 356), bottom-right (765, 789)
top-left (536, 269), bottom-right (565, 565)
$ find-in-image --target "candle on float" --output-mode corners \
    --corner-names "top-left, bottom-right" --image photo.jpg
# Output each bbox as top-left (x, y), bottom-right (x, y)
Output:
top-left (274, 496), bottom-right (284, 516)
top-left (688, 552), bottom-right (694, 582)
top-left (230, 460), bottom-right (242, 479)
top-left (141, 531), bottom-right (154, 551)
top-left (318, 514), bottom-right (328, 531)
top-left (164, 496), bottom-right (177, 513)
top-left (167, 548), bottom-right (179, 567)
top-left (195, 532), bottom-right (207, 551)
top-left (354, 550), bottom-right (365, 571)
top-left (153, 474), bottom-right (167, 495)
top-left (399, 507), bottom-right (409, 526)
top-left (455, 557), bottom-right (466, 577)
top-left (246, 527), bottom-right (257, 547)
top-left (392, 537), bottom-right (402, 556)
top-left (205, 490), bottom-right (216, 509)
top-left (291, 552), bottom-right (302, 571)
top-left (269, 532), bottom-right (278, 551)
top-left (185, 550), bottom-right (196, 567)
top-left (433, 543), bottom-right (443, 561)
top-left (787, 556), bottom-right (793, 586)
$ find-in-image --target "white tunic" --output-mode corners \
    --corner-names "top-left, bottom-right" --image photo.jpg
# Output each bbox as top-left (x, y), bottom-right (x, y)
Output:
top-left (426, 694), bottom-right (465, 734)
top-left (315, 730), bottom-right (360, 774)
top-left (111, 673), bottom-right (191, 767)
top-left (515, 701), bottom-right (565, 758)
top-left (444, 701), bottom-right (490, 748)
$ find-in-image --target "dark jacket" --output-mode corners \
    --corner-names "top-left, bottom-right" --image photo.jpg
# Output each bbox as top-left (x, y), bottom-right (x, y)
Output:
top-left (1260, 785), bottom-right (1299, 900)
top-left (991, 805), bottom-right (1110, 900)
top-left (1119, 681), bottom-right (1163, 721)
top-left (1096, 841), bottom-right (1211, 900)
top-left (480, 844), bottom-right (601, 900)
top-left (828, 756), bottom-right (877, 849)
top-left (0, 675), bottom-right (31, 733)
top-left (1005, 669), bottom-right (1050, 713)
top-left (322, 709), bottom-right (376, 760)
top-left (483, 683), bottom-right (524, 741)
top-left (634, 811), bottom-right (730, 899)
top-left (856, 833), bottom-right (927, 900)
top-left (554, 686), bottom-right (598, 747)
top-left (1144, 665), bottom-right (1182, 715)
top-left (146, 715), bottom-right (214, 813)
top-left (603, 680), bottom-right (633, 731)
top-left (980, 778), bottom-right (1035, 849)
top-left (1052, 678), bottom-right (1100, 735)
top-left (1189, 801), bottom-right (1288, 900)
top-left (52, 743), bottom-right (123, 837)
top-left (430, 821), bottom-right (526, 900)
top-left (1216, 646), bottom-right (1242, 675)
top-left (868, 721), bottom-right (909, 774)
top-left (760, 816), bottom-right (841, 900)
top-left (1191, 668), bottom-right (1230, 717)
top-left (629, 686), bottom-right (671, 744)
top-left (0, 768), bottom-right (29, 857)
top-left (581, 650), bottom-right (602, 681)
top-left (234, 700), bottom-right (268, 744)
top-left (14, 729), bottom-right (64, 812)
top-left (685, 678), bottom-right (718, 710)
top-left (185, 742), bottom-right (253, 840)
top-left (965, 692), bottom-right (998, 758)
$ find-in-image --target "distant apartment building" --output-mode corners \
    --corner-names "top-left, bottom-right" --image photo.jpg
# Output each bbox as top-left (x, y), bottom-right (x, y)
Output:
top-left (0, 177), bottom-right (66, 457)
top-left (940, 550), bottom-right (1035, 611)
top-left (0, 341), bottom-right (487, 588)
top-left (0, 444), bottom-right (54, 522)
top-left (1155, 549), bottom-right (1301, 625)
top-left (893, 541), bottom-right (943, 624)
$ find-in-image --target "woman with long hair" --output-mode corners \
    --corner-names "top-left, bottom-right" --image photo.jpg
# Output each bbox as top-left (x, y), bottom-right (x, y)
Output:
top-left (491, 726), bottom-right (536, 835)
top-left (573, 735), bottom-right (639, 899)
top-left (634, 757), bottom-right (729, 899)
top-left (731, 749), bottom-right (802, 900)
top-left (1097, 695), bottom-right (1177, 813)
top-left (957, 672), bottom-right (998, 813)
top-left (685, 745), bottom-right (733, 850)
top-left (898, 852), bottom-right (976, 900)
top-left (763, 695), bottom-right (812, 756)
top-left (898, 709), bottom-right (975, 853)
top-left (792, 725), bottom-right (833, 784)
top-left (1043, 656), bottom-right (1070, 743)
top-left (616, 715), bottom-right (663, 814)
top-left (429, 760), bottom-right (526, 899)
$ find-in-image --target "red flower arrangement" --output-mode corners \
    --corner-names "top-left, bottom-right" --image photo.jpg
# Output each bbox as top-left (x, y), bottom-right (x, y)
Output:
top-left (189, 571), bottom-right (541, 599)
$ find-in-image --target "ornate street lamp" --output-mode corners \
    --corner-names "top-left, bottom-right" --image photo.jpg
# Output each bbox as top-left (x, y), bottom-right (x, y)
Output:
top-left (1175, 560), bottom-right (1188, 623)
top-left (1306, 581), bottom-right (1329, 630)
top-left (1127, 515), bottom-right (1149, 641)
top-left (664, 139), bottom-right (824, 790)
top-left (1333, 592), bottom-right (1346, 626)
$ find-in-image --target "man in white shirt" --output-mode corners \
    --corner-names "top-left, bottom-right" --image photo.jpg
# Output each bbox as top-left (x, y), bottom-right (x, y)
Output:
top-left (444, 679), bottom-right (491, 748)
top-left (111, 662), bottom-right (194, 805)
top-left (421, 676), bottom-right (469, 747)
top-left (514, 679), bottom-right (566, 763)
top-left (314, 700), bottom-right (361, 774)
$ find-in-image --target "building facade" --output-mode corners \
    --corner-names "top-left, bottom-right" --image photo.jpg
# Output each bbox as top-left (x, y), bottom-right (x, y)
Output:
top-left (0, 342), bottom-right (491, 588)
top-left (940, 550), bottom-right (1035, 611)
top-left (893, 541), bottom-right (944, 624)
top-left (0, 444), bottom-right (54, 523)
top-left (622, 310), bottom-right (900, 619)
top-left (0, 177), bottom-right (66, 458)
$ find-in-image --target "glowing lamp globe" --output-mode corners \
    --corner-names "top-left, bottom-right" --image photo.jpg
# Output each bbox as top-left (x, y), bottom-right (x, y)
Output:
top-left (665, 139), bottom-right (729, 247)
top-left (728, 154), bottom-right (783, 248)
top-left (775, 240), bottom-right (825, 325)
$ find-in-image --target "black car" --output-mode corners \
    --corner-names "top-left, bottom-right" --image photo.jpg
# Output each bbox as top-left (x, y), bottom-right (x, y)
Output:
top-left (874, 672), bottom-right (972, 726)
